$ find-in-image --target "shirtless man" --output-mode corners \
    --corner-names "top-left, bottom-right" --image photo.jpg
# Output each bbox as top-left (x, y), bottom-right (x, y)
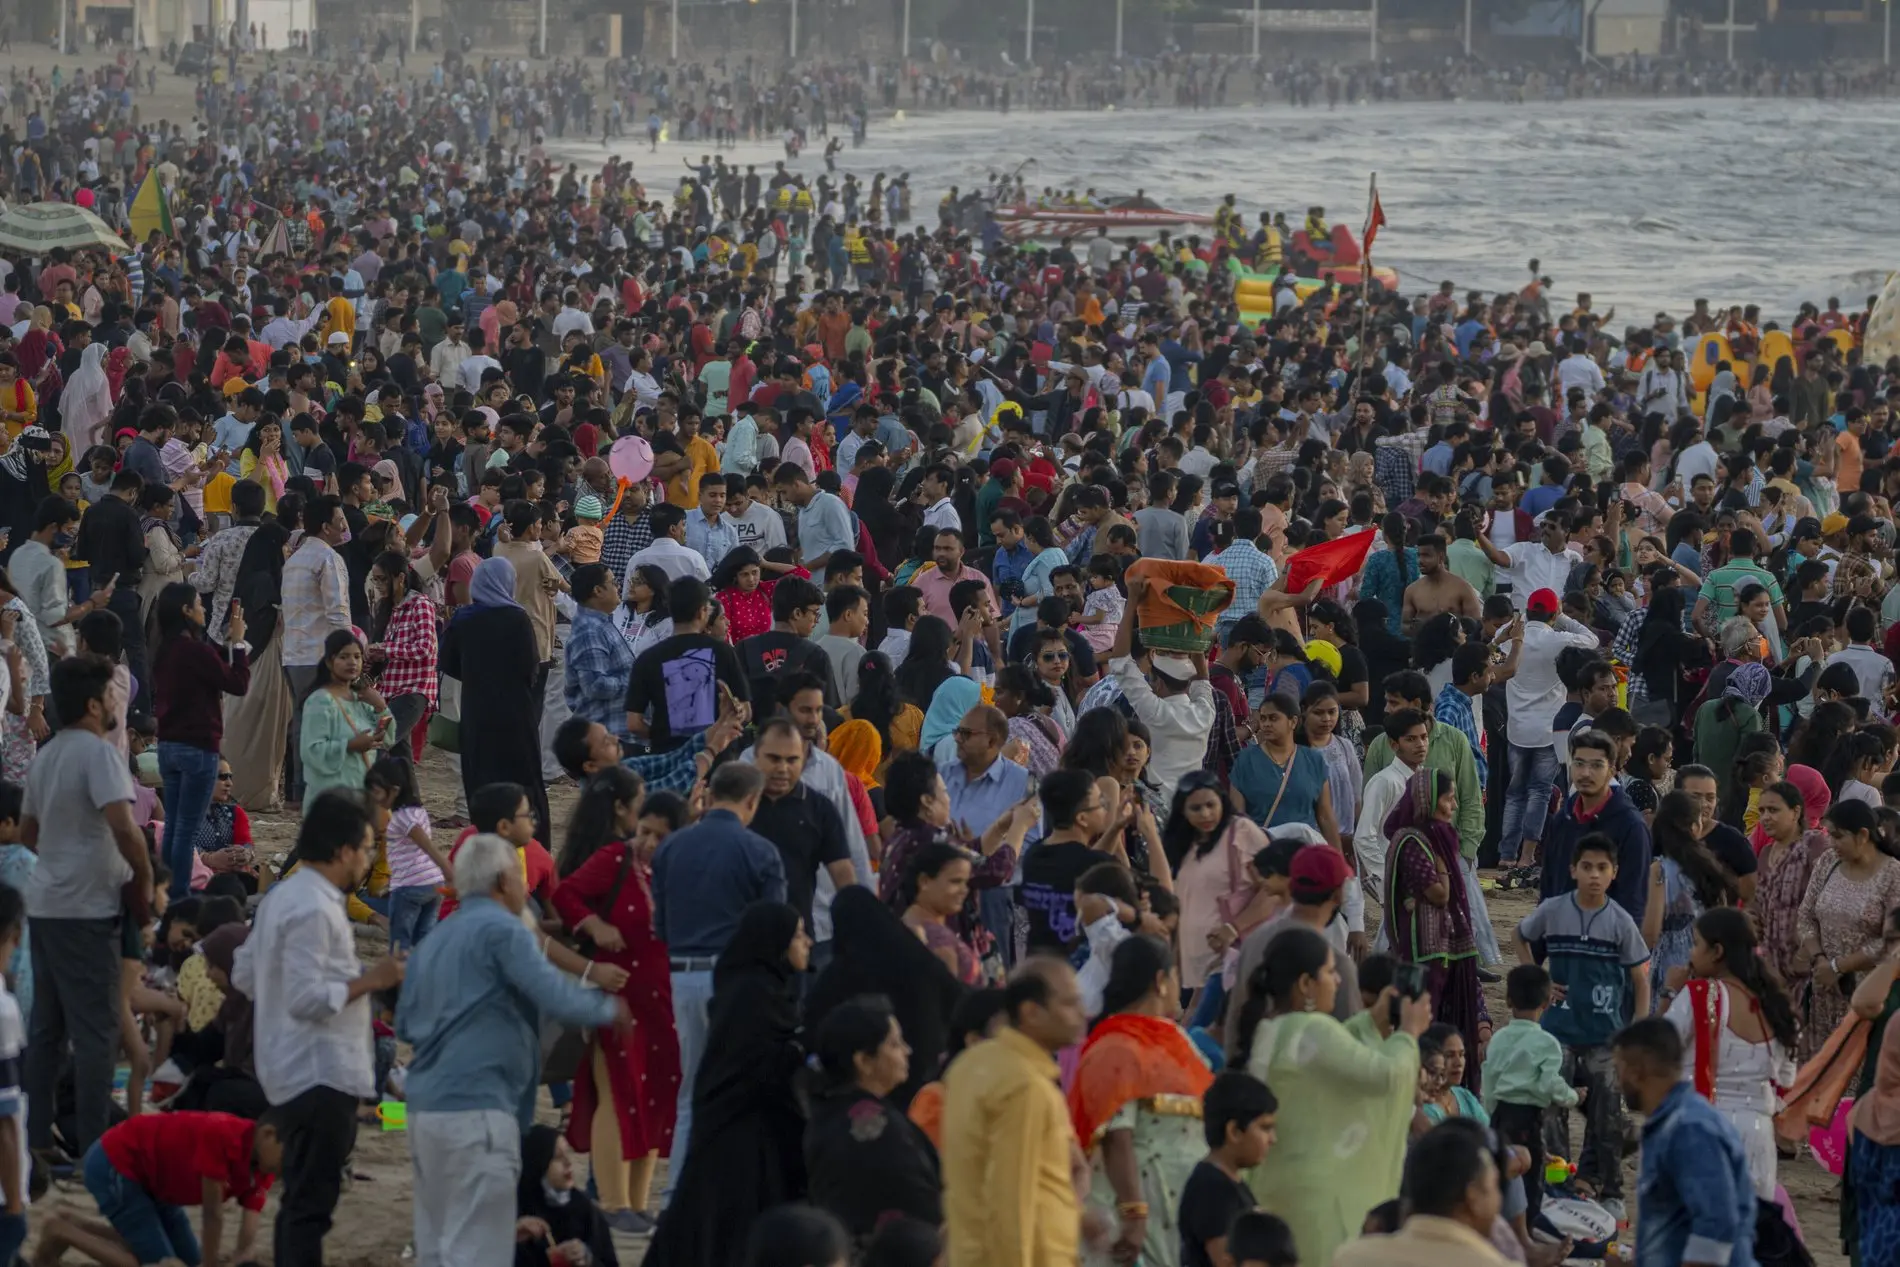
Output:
top-left (1401, 533), bottom-right (1480, 635)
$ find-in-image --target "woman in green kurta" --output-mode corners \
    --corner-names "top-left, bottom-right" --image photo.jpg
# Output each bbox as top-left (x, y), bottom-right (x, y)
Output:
top-left (298, 628), bottom-right (398, 801)
top-left (1237, 924), bottom-right (1429, 1267)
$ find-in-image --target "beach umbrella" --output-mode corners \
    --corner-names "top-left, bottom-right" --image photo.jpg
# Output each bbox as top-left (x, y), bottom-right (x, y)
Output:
top-left (0, 201), bottom-right (130, 255)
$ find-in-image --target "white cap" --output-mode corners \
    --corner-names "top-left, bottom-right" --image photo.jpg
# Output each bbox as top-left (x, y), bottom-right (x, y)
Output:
top-left (327, 331), bottom-right (349, 345)
top-left (1149, 654), bottom-right (1197, 683)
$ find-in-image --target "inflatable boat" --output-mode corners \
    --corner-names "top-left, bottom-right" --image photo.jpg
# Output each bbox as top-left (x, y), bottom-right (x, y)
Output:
top-left (992, 195), bottom-right (1215, 243)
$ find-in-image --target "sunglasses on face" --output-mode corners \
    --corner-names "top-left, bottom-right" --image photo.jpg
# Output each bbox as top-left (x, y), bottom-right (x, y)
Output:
top-left (1039, 651), bottom-right (1070, 663)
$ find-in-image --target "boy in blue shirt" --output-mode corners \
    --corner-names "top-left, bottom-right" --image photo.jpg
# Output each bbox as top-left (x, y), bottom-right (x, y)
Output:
top-left (1513, 832), bottom-right (1650, 1221)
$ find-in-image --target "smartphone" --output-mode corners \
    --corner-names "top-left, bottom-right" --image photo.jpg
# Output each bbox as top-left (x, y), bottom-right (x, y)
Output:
top-left (1390, 962), bottom-right (1428, 1029)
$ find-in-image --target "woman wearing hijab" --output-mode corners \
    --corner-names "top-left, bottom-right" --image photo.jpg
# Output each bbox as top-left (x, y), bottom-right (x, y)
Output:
top-left (1383, 767), bottom-right (1488, 1092)
top-left (515, 1125), bottom-right (619, 1267)
top-left (918, 675), bottom-right (982, 765)
top-left (440, 555), bottom-right (549, 838)
top-left (58, 343), bottom-right (114, 452)
top-left (645, 903), bottom-right (812, 1267)
top-left (0, 427), bottom-right (54, 565)
top-left (1693, 661), bottom-right (1771, 805)
top-left (851, 466), bottom-right (906, 573)
top-left (827, 718), bottom-right (884, 813)
top-left (221, 521), bottom-right (293, 810)
top-left (174, 922), bottom-right (269, 1120)
top-left (804, 887), bottom-right (965, 1111)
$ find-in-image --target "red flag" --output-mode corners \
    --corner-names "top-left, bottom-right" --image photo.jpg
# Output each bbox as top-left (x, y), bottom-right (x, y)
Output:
top-left (1282, 531), bottom-right (1377, 595)
top-left (1363, 192), bottom-right (1386, 258)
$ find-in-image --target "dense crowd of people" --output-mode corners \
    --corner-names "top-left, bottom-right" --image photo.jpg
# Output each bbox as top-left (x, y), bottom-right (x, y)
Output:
top-left (6, 36), bottom-right (1900, 1267)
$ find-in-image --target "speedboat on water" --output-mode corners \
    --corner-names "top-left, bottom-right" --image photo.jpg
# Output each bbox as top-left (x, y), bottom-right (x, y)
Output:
top-left (992, 194), bottom-right (1215, 242)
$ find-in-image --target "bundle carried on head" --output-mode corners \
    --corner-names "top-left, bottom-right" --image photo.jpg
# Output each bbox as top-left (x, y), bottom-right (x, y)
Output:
top-left (1125, 559), bottom-right (1236, 654)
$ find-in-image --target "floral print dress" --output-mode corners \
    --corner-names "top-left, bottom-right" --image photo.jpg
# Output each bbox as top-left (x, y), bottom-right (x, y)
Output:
top-left (1795, 850), bottom-right (1900, 1061)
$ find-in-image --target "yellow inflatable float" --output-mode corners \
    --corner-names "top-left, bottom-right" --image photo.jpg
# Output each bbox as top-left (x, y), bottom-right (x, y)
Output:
top-left (1688, 331), bottom-right (1735, 395)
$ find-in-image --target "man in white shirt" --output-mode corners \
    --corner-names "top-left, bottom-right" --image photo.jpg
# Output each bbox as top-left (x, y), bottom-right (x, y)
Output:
top-left (235, 792), bottom-right (403, 1267)
top-left (723, 479), bottom-right (787, 554)
top-left (918, 465), bottom-right (961, 533)
top-left (1497, 589), bottom-right (1601, 871)
top-left (457, 329), bottom-right (503, 394)
top-left (1354, 706), bottom-right (1431, 947)
top-left (1555, 346), bottom-right (1606, 400)
top-left (551, 291), bottom-right (594, 340)
top-left (428, 318), bottom-right (473, 386)
top-left (1477, 517), bottom-right (1583, 612)
top-left (625, 503), bottom-right (712, 586)
top-left (1107, 578), bottom-right (1216, 807)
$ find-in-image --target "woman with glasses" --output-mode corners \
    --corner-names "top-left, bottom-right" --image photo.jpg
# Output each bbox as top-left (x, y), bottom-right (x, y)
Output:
top-left (1164, 770), bottom-right (1270, 1000)
top-left (195, 760), bottom-right (258, 894)
top-left (1027, 626), bottom-right (1078, 737)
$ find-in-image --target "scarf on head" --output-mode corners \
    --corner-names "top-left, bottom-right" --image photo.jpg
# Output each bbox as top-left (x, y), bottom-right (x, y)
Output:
top-left (0, 426), bottom-right (48, 481)
top-left (1382, 767), bottom-right (1476, 965)
top-left (920, 675), bottom-right (982, 753)
top-left (1724, 662), bottom-right (1772, 708)
top-left (459, 555), bottom-right (522, 619)
top-left (828, 719), bottom-right (883, 789)
top-left (1068, 1012), bottom-right (1213, 1148)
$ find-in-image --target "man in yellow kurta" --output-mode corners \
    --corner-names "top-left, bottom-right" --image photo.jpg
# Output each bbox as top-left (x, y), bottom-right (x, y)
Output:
top-left (318, 276), bottom-right (356, 349)
top-left (942, 958), bottom-right (1087, 1267)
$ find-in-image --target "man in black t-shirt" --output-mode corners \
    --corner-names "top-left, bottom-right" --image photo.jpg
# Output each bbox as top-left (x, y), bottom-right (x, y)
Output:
top-left (737, 574), bottom-right (836, 708)
top-left (625, 576), bottom-right (751, 752)
top-left (746, 717), bottom-right (855, 933)
top-left (1178, 1072), bottom-right (1279, 1267)
top-left (1019, 769), bottom-right (1117, 952)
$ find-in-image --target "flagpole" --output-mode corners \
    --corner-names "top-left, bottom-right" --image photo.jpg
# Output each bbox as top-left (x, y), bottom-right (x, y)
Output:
top-left (1358, 171), bottom-right (1376, 401)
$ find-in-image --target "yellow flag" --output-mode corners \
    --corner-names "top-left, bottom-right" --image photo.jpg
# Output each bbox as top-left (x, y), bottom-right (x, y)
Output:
top-left (127, 169), bottom-right (173, 244)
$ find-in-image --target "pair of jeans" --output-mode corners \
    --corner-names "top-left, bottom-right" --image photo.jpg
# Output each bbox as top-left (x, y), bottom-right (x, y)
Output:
top-left (386, 885), bottom-right (441, 953)
top-left (158, 740), bottom-right (222, 899)
top-left (1499, 742), bottom-right (1561, 863)
top-left (409, 1109), bottom-right (521, 1267)
top-left (1549, 1045), bottom-right (1623, 1200)
top-left (664, 968), bottom-right (715, 1201)
top-left (273, 1084), bottom-right (360, 1267)
top-left (84, 1139), bottom-right (200, 1264)
top-left (24, 917), bottom-right (120, 1156)
top-left (387, 692), bottom-right (428, 761)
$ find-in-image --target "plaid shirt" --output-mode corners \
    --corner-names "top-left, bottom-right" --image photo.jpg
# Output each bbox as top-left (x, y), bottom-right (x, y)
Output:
top-left (628, 732), bottom-right (712, 795)
top-left (601, 505), bottom-right (656, 586)
top-left (1203, 686), bottom-right (1242, 788)
top-left (1214, 539), bottom-right (1276, 635)
top-left (378, 593), bottom-right (439, 707)
top-left (1373, 439), bottom-right (1418, 505)
top-left (564, 605), bottom-right (636, 740)
top-left (1434, 681), bottom-right (1486, 790)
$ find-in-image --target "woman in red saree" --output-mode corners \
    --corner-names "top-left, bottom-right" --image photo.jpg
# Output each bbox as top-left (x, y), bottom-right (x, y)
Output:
top-left (1069, 934), bottom-right (1213, 1267)
top-left (1383, 767), bottom-right (1491, 1092)
top-left (551, 766), bottom-right (680, 1235)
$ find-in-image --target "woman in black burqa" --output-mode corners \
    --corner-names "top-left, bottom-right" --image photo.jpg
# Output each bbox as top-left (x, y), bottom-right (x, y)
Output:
top-left (644, 902), bottom-right (811, 1267)
top-left (802, 885), bottom-right (965, 1111)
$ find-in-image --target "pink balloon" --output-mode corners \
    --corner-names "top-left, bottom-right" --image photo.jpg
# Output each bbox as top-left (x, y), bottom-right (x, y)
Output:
top-left (74, 188), bottom-right (95, 209)
top-left (608, 435), bottom-right (653, 485)
top-left (1809, 1096), bottom-right (1854, 1176)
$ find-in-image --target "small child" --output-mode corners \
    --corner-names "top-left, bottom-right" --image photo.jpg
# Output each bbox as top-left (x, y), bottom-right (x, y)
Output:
top-left (0, 783), bottom-right (33, 1027)
top-left (1484, 963), bottom-right (1581, 1224)
top-left (366, 756), bottom-right (446, 953)
top-left (1078, 555), bottom-right (1125, 653)
top-left (1511, 835), bottom-right (1648, 1219)
top-left (1342, 953), bottom-right (1396, 1049)
top-left (564, 494), bottom-right (605, 565)
top-left (1073, 860), bottom-right (1143, 1019)
top-left (1227, 1211), bottom-right (1299, 1267)
top-left (1177, 1071), bottom-right (1278, 1267)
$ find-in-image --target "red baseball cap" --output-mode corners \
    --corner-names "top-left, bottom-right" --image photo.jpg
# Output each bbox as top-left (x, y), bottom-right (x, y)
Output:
top-left (1526, 588), bottom-right (1560, 617)
top-left (1288, 845), bottom-right (1353, 900)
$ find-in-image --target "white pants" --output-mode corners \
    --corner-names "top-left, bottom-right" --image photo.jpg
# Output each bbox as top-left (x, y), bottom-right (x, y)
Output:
top-left (410, 1109), bottom-right (521, 1267)
top-left (1463, 855), bottom-right (1502, 966)
top-left (540, 646), bottom-right (570, 783)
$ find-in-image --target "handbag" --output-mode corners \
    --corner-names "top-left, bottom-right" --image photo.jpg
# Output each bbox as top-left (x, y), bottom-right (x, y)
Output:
top-left (428, 675), bottom-right (461, 753)
top-left (541, 844), bottom-right (639, 1085)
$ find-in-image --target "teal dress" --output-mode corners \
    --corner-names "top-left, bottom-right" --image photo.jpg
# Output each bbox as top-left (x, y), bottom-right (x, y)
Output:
top-left (298, 688), bottom-right (397, 801)
top-left (1230, 744), bottom-right (1328, 831)
top-left (1421, 1086), bottom-right (1488, 1125)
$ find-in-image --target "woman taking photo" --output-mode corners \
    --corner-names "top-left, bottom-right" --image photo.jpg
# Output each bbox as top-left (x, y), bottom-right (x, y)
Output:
top-left (1664, 907), bottom-right (1799, 1204)
top-left (1751, 771), bottom-right (1829, 990)
top-left (645, 903), bottom-right (812, 1267)
top-left (1231, 694), bottom-right (1343, 849)
top-left (1162, 770), bottom-right (1270, 999)
top-left (1380, 768), bottom-right (1487, 1090)
top-left (298, 627), bottom-right (395, 801)
top-left (1237, 925), bottom-right (1428, 1267)
top-left (1794, 800), bottom-right (1900, 1059)
top-left (552, 766), bottom-right (681, 1234)
top-left (441, 555), bottom-right (549, 840)
top-left (220, 520), bottom-right (292, 811)
top-left (152, 581), bottom-right (252, 897)
top-left (1644, 790), bottom-right (1741, 1007)
top-left (1069, 936), bottom-right (1213, 1267)
top-left (803, 996), bottom-right (942, 1244)
top-left (878, 751), bottom-right (1035, 986)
